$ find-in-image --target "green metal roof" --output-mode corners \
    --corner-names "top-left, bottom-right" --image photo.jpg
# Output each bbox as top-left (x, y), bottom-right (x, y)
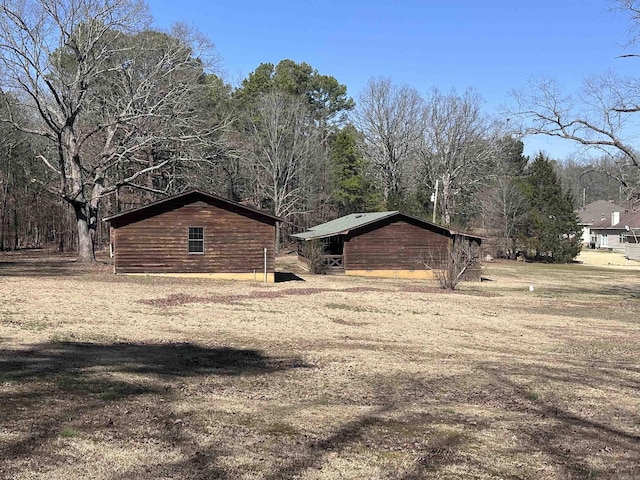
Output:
top-left (292, 211), bottom-right (484, 243)
top-left (291, 211), bottom-right (399, 240)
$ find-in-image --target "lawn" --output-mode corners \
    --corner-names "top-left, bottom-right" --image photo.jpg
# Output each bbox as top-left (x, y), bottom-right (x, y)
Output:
top-left (0, 250), bottom-right (639, 479)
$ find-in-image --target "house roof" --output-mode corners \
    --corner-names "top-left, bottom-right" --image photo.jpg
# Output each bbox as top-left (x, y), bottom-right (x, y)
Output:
top-left (590, 208), bottom-right (640, 231)
top-left (576, 199), bottom-right (640, 231)
top-left (103, 189), bottom-right (282, 225)
top-left (577, 200), bottom-right (622, 225)
top-left (291, 211), bottom-right (399, 240)
top-left (291, 211), bottom-right (482, 242)
top-left (621, 210), bottom-right (640, 230)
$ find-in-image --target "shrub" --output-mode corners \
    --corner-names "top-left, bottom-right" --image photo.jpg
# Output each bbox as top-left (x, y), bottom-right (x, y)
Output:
top-left (421, 241), bottom-right (481, 290)
top-left (301, 239), bottom-right (327, 274)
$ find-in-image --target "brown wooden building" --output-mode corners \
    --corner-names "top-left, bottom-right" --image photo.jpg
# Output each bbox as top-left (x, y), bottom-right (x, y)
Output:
top-left (292, 211), bottom-right (482, 279)
top-left (104, 190), bottom-right (281, 282)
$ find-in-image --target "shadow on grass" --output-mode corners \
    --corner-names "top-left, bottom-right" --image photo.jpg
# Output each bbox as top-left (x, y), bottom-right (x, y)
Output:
top-left (253, 359), bottom-right (639, 479)
top-left (263, 404), bottom-right (395, 479)
top-left (3, 338), bottom-right (639, 478)
top-left (0, 341), bottom-right (308, 479)
top-left (0, 341), bottom-right (308, 381)
top-left (543, 282), bottom-right (640, 299)
top-left (275, 271), bottom-right (305, 282)
top-left (478, 363), bottom-right (640, 479)
top-left (399, 431), bottom-right (466, 480)
top-left (0, 259), bottom-right (85, 277)
top-left (0, 251), bottom-right (112, 277)
top-left (110, 455), bottom-right (233, 480)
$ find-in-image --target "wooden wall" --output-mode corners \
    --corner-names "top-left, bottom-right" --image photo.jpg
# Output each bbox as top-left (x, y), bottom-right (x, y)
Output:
top-left (111, 198), bottom-right (276, 274)
top-left (344, 218), bottom-right (450, 271)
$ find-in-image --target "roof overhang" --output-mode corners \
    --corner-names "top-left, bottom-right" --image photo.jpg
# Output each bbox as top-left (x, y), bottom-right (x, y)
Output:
top-left (291, 211), bottom-right (483, 243)
top-left (103, 189), bottom-right (283, 226)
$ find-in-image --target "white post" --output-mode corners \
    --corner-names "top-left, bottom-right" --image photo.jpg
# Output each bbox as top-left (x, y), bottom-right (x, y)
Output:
top-left (264, 247), bottom-right (268, 283)
top-left (432, 179), bottom-right (439, 223)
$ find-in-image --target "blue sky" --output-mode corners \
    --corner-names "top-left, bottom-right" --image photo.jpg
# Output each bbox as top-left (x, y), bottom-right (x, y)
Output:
top-left (146, 0), bottom-right (635, 159)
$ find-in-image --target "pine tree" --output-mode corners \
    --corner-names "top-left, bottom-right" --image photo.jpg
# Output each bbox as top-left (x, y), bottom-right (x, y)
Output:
top-left (329, 125), bottom-right (381, 215)
top-left (518, 153), bottom-right (582, 263)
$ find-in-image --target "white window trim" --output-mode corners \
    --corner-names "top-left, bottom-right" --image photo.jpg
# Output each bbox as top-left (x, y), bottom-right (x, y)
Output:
top-left (188, 226), bottom-right (204, 254)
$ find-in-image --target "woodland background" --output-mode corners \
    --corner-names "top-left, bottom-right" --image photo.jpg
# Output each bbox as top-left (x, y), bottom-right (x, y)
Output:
top-left (1, 0), bottom-right (639, 263)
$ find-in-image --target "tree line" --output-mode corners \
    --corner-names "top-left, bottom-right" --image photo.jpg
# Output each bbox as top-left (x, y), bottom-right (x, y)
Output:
top-left (1, 0), bottom-right (637, 264)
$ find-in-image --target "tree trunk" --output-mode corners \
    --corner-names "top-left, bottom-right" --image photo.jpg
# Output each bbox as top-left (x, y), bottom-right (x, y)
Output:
top-left (441, 176), bottom-right (452, 227)
top-left (0, 184), bottom-right (7, 251)
top-left (275, 221), bottom-right (281, 255)
top-left (74, 203), bottom-right (95, 263)
top-left (13, 208), bottom-right (18, 250)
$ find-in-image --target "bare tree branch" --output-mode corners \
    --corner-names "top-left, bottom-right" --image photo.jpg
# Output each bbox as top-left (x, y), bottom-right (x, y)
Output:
top-left (352, 77), bottom-right (425, 208)
top-left (0, 0), bottom-right (225, 262)
top-left (421, 88), bottom-right (498, 226)
top-left (243, 91), bottom-right (324, 251)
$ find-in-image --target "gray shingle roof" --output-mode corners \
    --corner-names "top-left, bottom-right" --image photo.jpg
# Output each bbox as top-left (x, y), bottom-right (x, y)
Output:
top-left (291, 211), bottom-right (399, 240)
top-left (577, 200), bottom-right (622, 225)
top-left (591, 209), bottom-right (640, 230)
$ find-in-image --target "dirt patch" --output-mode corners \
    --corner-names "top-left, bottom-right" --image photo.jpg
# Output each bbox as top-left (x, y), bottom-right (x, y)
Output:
top-left (139, 287), bottom-right (385, 308)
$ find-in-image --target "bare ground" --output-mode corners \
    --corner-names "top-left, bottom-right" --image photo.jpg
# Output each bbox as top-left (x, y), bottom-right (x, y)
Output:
top-left (0, 250), bottom-right (639, 479)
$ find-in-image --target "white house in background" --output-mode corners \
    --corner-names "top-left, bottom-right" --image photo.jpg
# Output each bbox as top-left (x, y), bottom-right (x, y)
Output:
top-left (577, 200), bottom-right (640, 251)
top-left (577, 200), bottom-right (623, 248)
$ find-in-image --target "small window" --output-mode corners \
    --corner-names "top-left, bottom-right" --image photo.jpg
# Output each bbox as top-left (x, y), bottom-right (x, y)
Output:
top-left (188, 227), bottom-right (204, 254)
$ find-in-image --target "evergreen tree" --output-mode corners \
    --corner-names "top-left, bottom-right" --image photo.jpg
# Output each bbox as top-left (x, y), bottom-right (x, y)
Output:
top-left (329, 125), bottom-right (381, 215)
top-left (518, 153), bottom-right (581, 263)
top-left (232, 60), bottom-right (356, 238)
top-left (234, 59), bottom-right (354, 127)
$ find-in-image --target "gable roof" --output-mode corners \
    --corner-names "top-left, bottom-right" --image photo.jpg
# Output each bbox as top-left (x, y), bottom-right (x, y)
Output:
top-left (576, 199), bottom-right (640, 230)
top-left (291, 211), bottom-right (399, 240)
top-left (103, 189), bottom-right (282, 226)
top-left (621, 210), bottom-right (640, 230)
top-left (590, 208), bottom-right (640, 230)
top-left (577, 200), bottom-right (622, 225)
top-left (291, 211), bottom-right (482, 242)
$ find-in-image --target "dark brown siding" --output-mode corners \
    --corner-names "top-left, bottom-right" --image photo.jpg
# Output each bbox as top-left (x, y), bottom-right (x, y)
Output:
top-left (112, 199), bottom-right (276, 274)
top-left (344, 218), bottom-right (450, 270)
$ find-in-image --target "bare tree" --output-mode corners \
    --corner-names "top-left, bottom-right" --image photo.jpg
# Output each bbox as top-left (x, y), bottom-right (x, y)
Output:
top-left (478, 137), bottom-right (528, 258)
top-left (0, 0), bottom-right (223, 262)
top-left (511, 74), bottom-right (639, 165)
top-left (482, 176), bottom-right (527, 258)
top-left (244, 91), bottom-right (323, 252)
top-left (508, 1), bottom-right (640, 199)
top-left (0, 115), bottom-right (31, 250)
top-left (353, 78), bottom-right (425, 209)
top-left (421, 88), bottom-right (497, 226)
top-left (420, 239), bottom-right (481, 290)
top-left (556, 154), bottom-right (636, 206)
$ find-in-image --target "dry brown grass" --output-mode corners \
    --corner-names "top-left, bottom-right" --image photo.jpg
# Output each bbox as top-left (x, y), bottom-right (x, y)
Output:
top-left (1, 250), bottom-right (639, 479)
